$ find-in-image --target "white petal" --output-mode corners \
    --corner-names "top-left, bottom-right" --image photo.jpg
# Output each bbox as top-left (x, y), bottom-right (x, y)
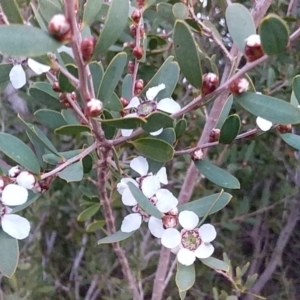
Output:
top-left (171, 244), bottom-right (181, 254)
top-left (130, 156), bottom-right (149, 176)
top-left (121, 213), bottom-right (142, 232)
top-left (148, 217), bottom-right (165, 238)
top-left (156, 167), bottom-right (168, 185)
top-left (117, 178), bottom-right (137, 195)
top-left (28, 58), bottom-right (50, 75)
top-left (1, 214), bottom-right (30, 240)
top-left (16, 171), bottom-right (35, 189)
top-left (157, 98), bottom-right (181, 114)
top-left (195, 243), bottom-right (214, 259)
top-left (146, 83), bottom-right (165, 101)
top-left (198, 224), bottom-right (217, 243)
top-left (256, 117), bottom-right (272, 131)
top-left (177, 248), bottom-right (196, 266)
top-left (121, 129), bottom-right (134, 137)
top-left (179, 211), bottom-right (199, 230)
top-left (2, 184), bottom-right (28, 206)
top-left (9, 65), bottom-right (26, 89)
top-left (161, 228), bottom-right (181, 249)
top-left (150, 128), bottom-right (163, 136)
top-left (57, 45), bottom-right (74, 57)
top-left (141, 175), bottom-right (160, 198)
top-left (156, 189), bottom-right (178, 213)
top-left (125, 97), bottom-right (140, 109)
top-left (122, 187), bottom-right (137, 206)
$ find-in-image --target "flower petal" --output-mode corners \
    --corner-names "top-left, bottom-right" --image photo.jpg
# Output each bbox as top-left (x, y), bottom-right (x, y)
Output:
top-left (117, 178), bottom-right (137, 195)
top-left (57, 45), bottom-right (74, 57)
top-left (9, 64), bottom-right (26, 89)
top-left (156, 189), bottom-right (178, 213)
top-left (150, 128), bottom-right (163, 136)
top-left (2, 184), bottom-right (28, 206)
top-left (130, 156), bottom-right (149, 176)
top-left (195, 243), bottom-right (214, 259)
top-left (1, 214), bottom-right (30, 240)
top-left (146, 83), bottom-right (165, 101)
top-left (161, 228), bottom-right (181, 249)
top-left (141, 175), bottom-right (160, 198)
top-left (156, 167), bottom-right (168, 185)
top-left (256, 116), bottom-right (273, 131)
top-left (122, 187), bottom-right (137, 206)
top-left (157, 98), bottom-right (181, 114)
top-left (177, 248), bottom-right (196, 266)
top-left (125, 97), bottom-right (140, 109)
top-left (16, 171), bottom-right (35, 189)
top-left (148, 217), bottom-right (165, 238)
top-left (198, 224), bottom-right (217, 243)
top-left (179, 211), bottom-right (199, 230)
top-left (121, 213), bottom-right (142, 232)
top-left (28, 58), bottom-right (50, 75)
top-left (121, 129), bottom-right (134, 137)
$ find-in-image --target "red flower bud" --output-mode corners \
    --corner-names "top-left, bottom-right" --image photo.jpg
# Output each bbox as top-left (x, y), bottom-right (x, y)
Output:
top-left (48, 14), bottom-right (72, 42)
top-left (81, 36), bottom-right (96, 62)
top-left (127, 61), bottom-right (134, 74)
top-left (245, 34), bottom-right (264, 62)
top-left (120, 97), bottom-right (129, 107)
top-left (276, 124), bottom-right (292, 134)
top-left (131, 9), bottom-right (142, 24)
top-left (134, 79), bottom-right (144, 95)
top-left (136, 0), bottom-right (145, 8)
top-left (191, 148), bottom-right (204, 161)
top-left (209, 128), bottom-right (220, 143)
top-left (85, 98), bottom-right (103, 117)
top-left (162, 215), bottom-right (178, 229)
top-left (132, 46), bottom-right (143, 60)
top-left (229, 78), bottom-right (249, 95)
top-left (202, 73), bottom-right (219, 96)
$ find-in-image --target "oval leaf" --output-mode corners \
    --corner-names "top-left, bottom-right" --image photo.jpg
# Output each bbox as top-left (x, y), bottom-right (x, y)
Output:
top-left (235, 92), bottom-right (300, 124)
top-left (130, 138), bottom-right (174, 162)
top-left (77, 204), bottom-right (100, 222)
top-left (127, 182), bottom-right (162, 219)
top-left (173, 20), bottom-right (202, 89)
top-left (156, 128), bottom-right (176, 145)
top-left (292, 75), bottom-right (300, 104)
top-left (58, 64), bottom-right (78, 92)
top-left (176, 263), bottom-right (195, 292)
top-left (0, 133), bottom-right (40, 174)
top-left (82, 0), bottom-right (103, 26)
top-left (225, 4), bottom-right (256, 52)
top-left (58, 161), bottom-right (83, 182)
top-left (219, 114), bottom-right (241, 144)
top-left (86, 220), bottom-right (106, 232)
top-left (98, 230), bottom-right (135, 244)
top-left (194, 160), bottom-right (240, 189)
top-left (172, 3), bottom-right (189, 20)
top-left (142, 112), bottom-right (174, 132)
top-left (55, 125), bottom-right (91, 135)
top-left (259, 14), bottom-right (289, 55)
top-left (100, 116), bottom-right (146, 129)
top-left (280, 133), bottom-right (300, 150)
top-left (175, 118), bottom-right (187, 138)
top-left (178, 192), bottom-right (232, 216)
top-left (200, 257), bottom-right (229, 272)
top-left (0, 231), bottom-right (19, 278)
top-left (0, 0), bottom-right (23, 24)
top-left (0, 25), bottom-right (62, 57)
top-left (35, 109), bottom-right (67, 130)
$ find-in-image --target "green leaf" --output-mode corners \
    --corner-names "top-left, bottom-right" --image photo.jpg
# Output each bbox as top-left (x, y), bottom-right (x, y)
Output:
top-left (55, 125), bottom-right (91, 135)
top-left (173, 20), bottom-right (202, 89)
top-left (102, 110), bottom-right (116, 139)
top-left (172, 3), bottom-right (189, 20)
top-left (142, 112), bottom-right (174, 132)
top-left (86, 220), bottom-right (106, 232)
top-left (98, 230), bottom-right (135, 244)
top-left (130, 138), bottom-right (174, 162)
top-left (225, 3), bottom-right (256, 52)
top-left (235, 92), bottom-right (300, 124)
top-left (259, 14), bottom-right (289, 55)
top-left (82, 0), bottom-right (103, 26)
top-left (58, 161), bottom-right (84, 182)
top-left (127, 182), bottom-right (162, 219)
top-left (99, 116), bottom-right (146, 129)
top-left (122, 74), bottom-right (133, 100)
top-left (176, 263), bottom-right (195, 292)
top-left (61, 109), bottom-right (80, 125)
top-left (292, 75), bottom-right (300, 104)
top-left (58, 64), bottom-right (78, 92)
top-left (43, 150), bottom-right (81, 165)
top-left (245, 274), bottom-right (258, 289)
top-left (141, 56), bottom-right (179, 99)
top-left (11, 192), bottom-right (41, 213)
top-left (34, 109), bottom-right (67, 130)
top-left (77, 204), bottom-right (100, 222)
top-left (219, 114), bottom-right (241, 144)
top-left (98, 52), bottom-right (127, 109)
top-left (39, 0), bottom-right (62, 23)
top-left (0, 231), bottom-right (18, 278)
top-left (178, 192), bottom-right (232, 216)
top-left (157, 3), bottom-right (175, 25)
top-left (0, 25), bottom-right (62, 57)
top-left (0, 0), bottom-right (23, 24)
top-left (175, 118), bottom-right (187, 138)
top-left (93, 0), bottom-right (129, 57)
top-left (156, 128), bottom-right (176, 145)
top-left (90, 62), bottom-right (104, 98)
top-left (200, 257), bottom-right (230, 271)
top-left (280, 133), bottom-right (300, 150)
top-left (194, 159), bottom-right (240, 189)
top-left (0, 64), bottom-right (12, 84)
top-left (0, 133), bottom-right (40, 174)
top-left (216, 95), bottom-right (233, 129)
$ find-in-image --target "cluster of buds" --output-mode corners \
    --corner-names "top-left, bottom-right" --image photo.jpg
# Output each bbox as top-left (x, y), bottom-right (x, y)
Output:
top-left (8, 167), bottom-right (36, 190)
top-left (162, 206), bottom-right (179, 229)
top-left (244, 34), bottom-right (264, 62)
top-left (81, 36), bottom-right (96, 63)
top-left (129, 24), bottom-right (144, 38)
top-left (85, 98), bottom-right (103, 118)
top-left (191, 148), bottom-right (204, 161)
top-left (229, 78), bottom-right (249, 95)
top-left (132, 46), bottom-right (144, 60)
top-left (48, 14), bottom-right (72, 42)
top-left (59, 92), bottom-right (77, 108)
top-left (201, 73), bottom-right (219, 96)
top-left (129, 8), bottom-right (144, 61)
top-left (134, 79), bottom-right (144, 95)
top-left (276, 124), bottom-right (292, 134)
top-left (209, 128), bottom-right (220, 143)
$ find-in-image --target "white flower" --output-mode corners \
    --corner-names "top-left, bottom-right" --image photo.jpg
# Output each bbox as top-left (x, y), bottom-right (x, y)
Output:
top-left (161, 211), bottom-right (216, 266)
top-left (9, 58), bottom-right (50, 89)
top-left (256, 116), bottom-right (273, 131)
top-left (121, 83), bottom-right (180, 137)
top-left (8, 166), bottom-right (21, 180)
top-left (16, 171), bottom-right (36, 190)
top-left (0, 184), bottom-right (30, 239)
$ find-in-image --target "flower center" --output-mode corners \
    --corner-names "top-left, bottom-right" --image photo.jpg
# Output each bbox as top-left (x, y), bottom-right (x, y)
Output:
top-left (137, 101), bottom-right (157, 117)
top-left (181, 229), bottom-right (202, 251)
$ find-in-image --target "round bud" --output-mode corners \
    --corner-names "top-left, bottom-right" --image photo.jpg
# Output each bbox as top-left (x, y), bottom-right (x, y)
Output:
top-left (134, 79), bottom-right (144, 95)
top-left (131, 9), bottom-right (142, 24)
top-left (168, 207), bottom-right (179, 216)
top-left (229, 78), bottom-right (249, 95)
top-left (202, 73), bottom-right (219, 96)
top-left (132, 46), bottom-right (143, 60)
top-left (16, 171), bottom-right (36, 190)
top-left (209, 128), bottom-right (220, 143)
top-left (52, 81), bottom-right (62, 92)
top-left (8, 166), bottom-right (21, 181)
top-left (81, 36), bottom-right (96, 62)
top-left (136, 0), bottom-right (145, 8)
top-left (85, 98), bottom-right (103, 117)
top-left (162, 215), bottom-right (178, 229)
top-left (48, 14), bottom-right (72, 42)
top-left (245, 34), bottom-right (264, 62)
top-left (276, 124), bottom-right (292, 134)
top-left (127, 61), bottom-right (134, 74)
top-left (191, 148), bottom-right (204, 161)
top-left (120, 97), bottom-right (129, 107)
